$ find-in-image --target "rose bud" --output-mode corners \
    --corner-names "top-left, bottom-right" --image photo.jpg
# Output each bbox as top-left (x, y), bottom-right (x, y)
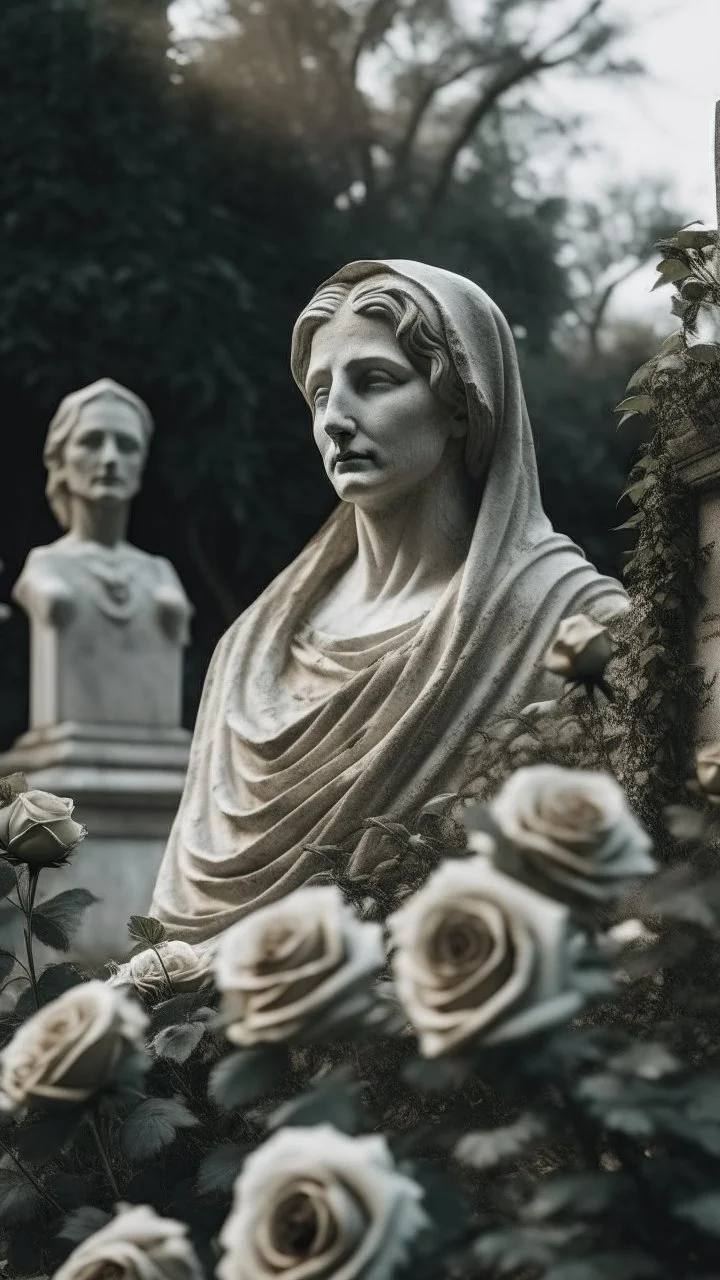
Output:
top-left (543, 614), bottom-right (613, 682)
top-left (0, 789), bottom-right (86, 867)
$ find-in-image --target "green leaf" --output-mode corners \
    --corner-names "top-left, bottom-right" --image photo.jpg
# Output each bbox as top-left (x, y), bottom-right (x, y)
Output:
top-left (545, 1253), bottom-right (659, 1280)
top-left (419, 794), bottom-right (457, 817)
top-left (14, 1106), bottom-right (85, 1162)
top-left (59, 1206), bottom-right (112, 1245)
top-left (676, 228), bottom-right (717, 250)
top-left (32, 889), bottom-right (98, 952)
top-left (0, 1166), bottom-right (45, 1226)
top-left (120, 1097), bottom-right (199, 1162)
top-left (0, 951), bottom-right (16, 982)
top-left (455, 1113), bottom-right (545, 1170)
top-left (680, 278), bottom-right (709, 301)
top-left (149, 990), bottom-right (216, 1032)
top-left (686, 342), bottom-right (720, 365)
top-left (475, 1225), bottom-right (578, 1273)
top-left (127, 915), bottom-right (166, 946)
top-left (676, 1182), bottom-right (720, 1233)
top-left (208, 1046), bottom-right (289, 1110)
top-left (45, 1172), bottom-right (91, 1211)
top-left (152, 1021), bottom-right (205, 1064)
top-left (0, 776), bottom-right (28, 807)
top-left (0, 862), bottom-right (16, 900)
top-left (524, 1172), bottom-right (633, 1221)
top-left (196, 1143), bottom-right (249, 1196)
top-left (267, 1076), bottom-right (367, 1136)
top-left (652, 258), bottom-right (693, 288)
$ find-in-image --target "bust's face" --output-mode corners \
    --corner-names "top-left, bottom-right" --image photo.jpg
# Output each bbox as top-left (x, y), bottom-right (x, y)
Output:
top-left (306, 305), bottom-right (463, 510)
top-left (62, 398), bottom-right (147, 508)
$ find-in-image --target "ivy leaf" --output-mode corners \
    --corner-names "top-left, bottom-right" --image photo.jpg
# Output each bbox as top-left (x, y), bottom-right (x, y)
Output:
top-left (455, 1113), bottom-right (545, 1170)
top-left (120, 1097), bottom-right (199, 1162)
top-left (32, 888), bottom-right (98, 952)
top-left (0, 1166), bottom-right (46, 1226)
top-left (686, 342), bottom-right (720, 365)
top-left (208, 1046), bottom-right (289, 1110)
top-left (652, 259), bottom-right (692, 288)
top-left (419, 794), bottom-right (458, 817)
top-left (0, 775), bottom-right (28, 806)
top-left (196, 1143), bottom-right (250, 1196)
top-left (127, 915), bottom-right (166, 946)
top-left (59, 1205), bottom-right (112, 1244)
top-left (615, 395), bottom-right (653, 416)
top-left (152, 1021), bottom-right (205, 1064)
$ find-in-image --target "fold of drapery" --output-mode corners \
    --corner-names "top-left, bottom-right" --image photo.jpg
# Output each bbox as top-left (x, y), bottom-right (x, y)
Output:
top-left (151, 259), bottom-right (628, 943)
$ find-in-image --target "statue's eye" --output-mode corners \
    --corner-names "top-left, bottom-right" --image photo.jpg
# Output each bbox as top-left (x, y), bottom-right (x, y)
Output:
top-left (312, 385), bottom-right (329, 407)
top-left (362, 370), bottom-right (395, 390)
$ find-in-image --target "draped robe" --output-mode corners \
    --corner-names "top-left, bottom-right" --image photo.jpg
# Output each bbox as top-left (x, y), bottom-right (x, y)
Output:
top-left (151, 260), bottom-right (628, 943)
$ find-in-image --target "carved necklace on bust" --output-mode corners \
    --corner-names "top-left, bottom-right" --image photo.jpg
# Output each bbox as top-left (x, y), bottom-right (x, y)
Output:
top-left (81, 547), bottom-right (137, 622)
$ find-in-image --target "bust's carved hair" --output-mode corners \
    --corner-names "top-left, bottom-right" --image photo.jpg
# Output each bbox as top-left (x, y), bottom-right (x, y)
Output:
top-left (291, 277), bottom-right (484, 477)
top-left (44, 378), bottom-right (154, 529)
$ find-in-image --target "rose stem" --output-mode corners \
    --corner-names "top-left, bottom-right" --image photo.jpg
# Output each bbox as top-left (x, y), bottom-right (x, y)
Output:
top-left (22, 869), bottom-right (41, 1010)
top-left (88, 1112), bottom-right (121, 1201)
top-left (151, 946), bottom-right (174, 999)
top-left (0, 1135), bottom-right (62, 1213)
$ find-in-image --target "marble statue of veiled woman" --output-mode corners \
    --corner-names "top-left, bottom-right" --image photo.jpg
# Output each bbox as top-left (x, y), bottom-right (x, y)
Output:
top-left (150, 260), bottom-right (629, 944)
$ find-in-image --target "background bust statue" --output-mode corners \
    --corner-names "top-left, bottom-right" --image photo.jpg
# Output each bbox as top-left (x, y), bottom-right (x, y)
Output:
top-left (15, 378), bottom-right (191, 729)
top-left (151, 259), bottom-right (629, 945)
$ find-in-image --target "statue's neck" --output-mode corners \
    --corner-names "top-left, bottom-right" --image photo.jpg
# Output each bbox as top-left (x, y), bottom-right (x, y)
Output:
top-left (66, 498), bottom-right (129, 549)
top-left (351, 449), bottom-right (477, 606)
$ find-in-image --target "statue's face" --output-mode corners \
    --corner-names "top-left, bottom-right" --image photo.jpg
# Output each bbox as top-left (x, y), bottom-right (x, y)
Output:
top-left (306, 305), bottom-right (463, 509)
top-left (63, 398), bottom-right (147, 508)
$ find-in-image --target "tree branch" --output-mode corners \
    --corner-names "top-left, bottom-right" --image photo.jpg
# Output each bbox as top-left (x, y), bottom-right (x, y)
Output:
top-left (421, 0), bottom-right (606, 218)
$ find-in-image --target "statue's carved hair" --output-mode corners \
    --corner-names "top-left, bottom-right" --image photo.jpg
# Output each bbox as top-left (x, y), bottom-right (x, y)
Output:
top-left (291, 277), bottom-right (483, 476)
top-left (44, 378), bottom-right (153, 529)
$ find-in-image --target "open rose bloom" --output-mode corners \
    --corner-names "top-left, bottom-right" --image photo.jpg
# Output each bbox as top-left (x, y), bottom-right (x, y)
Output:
top-left (214, 885), bottom-right (385, 1046)
top-left (488, 765), bottom-right (655, 903)
top-left (389, 856), bottom-right (586, 1058)
top-left (217, 1125), bottom-right (428, 1280)
top-left (543, 613), bottom-right (613, 682)
top-left (54, 1203), bottom-right (204, 1280)
top-left (123, 940), bottom-right (213, 1001)
top-left (0, 980), bottom-right (147, 1109)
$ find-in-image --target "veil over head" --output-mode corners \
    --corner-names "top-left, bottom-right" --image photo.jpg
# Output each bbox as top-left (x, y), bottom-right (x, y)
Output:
top-left (151, 259), bottom-right (628, 944)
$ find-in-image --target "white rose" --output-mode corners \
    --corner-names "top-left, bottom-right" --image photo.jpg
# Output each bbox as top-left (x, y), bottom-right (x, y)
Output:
top-left (217, 1125), bottom-right (428, 1280)
top-left (54, 1203), bottom-right (204, 1280)
top-left (696, 743), bottom-right (720, 798)
top-left (0, 789), bottom-right (86, 867)
top-left (489, 765), bottom-right (655, 902)
top-left (0, 980), bottom-right (147, 1110)
top-left (125, 941), bottom-right (212, 1001)
top-left (214, 885), bottom-right (385, 1048)
top-left (389, 856), bottom-right (584, 1058)
top-left (543, 614), bottom-right (613, 681)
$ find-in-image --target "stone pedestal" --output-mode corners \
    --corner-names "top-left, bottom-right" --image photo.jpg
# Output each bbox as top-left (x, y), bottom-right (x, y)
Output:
top-left (0, 722), bottom-right (190, 962)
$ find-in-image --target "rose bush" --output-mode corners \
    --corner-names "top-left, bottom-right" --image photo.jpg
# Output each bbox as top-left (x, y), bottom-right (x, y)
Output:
top-left (217, 1124), bottom-right (428, 1280)
top-left (488, 764), bottom-right (655, 902)
top-left (388, 854), bottom-right (585, 1057)
top-left (54, 1204), bottom-right (204, 1280)
top-left (0, 789), bottom-right (86, 866)
top-left (543, 613), bottom-right (613, 682)
top-left (214, 884), bottom-right (385, 1047)
top-left (0, 980), bottom-right (147, 1109)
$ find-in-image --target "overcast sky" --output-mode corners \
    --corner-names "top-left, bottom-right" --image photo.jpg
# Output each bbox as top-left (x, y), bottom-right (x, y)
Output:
top-left (170, 0), bottom-right (719, 326)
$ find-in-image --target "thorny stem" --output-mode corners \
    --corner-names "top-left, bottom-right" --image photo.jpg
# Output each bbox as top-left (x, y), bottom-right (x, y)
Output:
top-left (0, 1134), bottom-right (62, 1214)
top-left (88, 1112), bottom-right (121, 1201)
top-left (23, 870), bottom-right (40, 1010)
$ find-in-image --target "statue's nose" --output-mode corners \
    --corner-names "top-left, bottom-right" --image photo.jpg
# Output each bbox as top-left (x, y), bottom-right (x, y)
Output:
top-left (324, 419), bottom-right (356, 445)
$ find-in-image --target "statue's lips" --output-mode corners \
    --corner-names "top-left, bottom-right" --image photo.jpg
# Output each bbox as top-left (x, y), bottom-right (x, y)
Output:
top-left (333, 451), bottom-right (374, 469)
